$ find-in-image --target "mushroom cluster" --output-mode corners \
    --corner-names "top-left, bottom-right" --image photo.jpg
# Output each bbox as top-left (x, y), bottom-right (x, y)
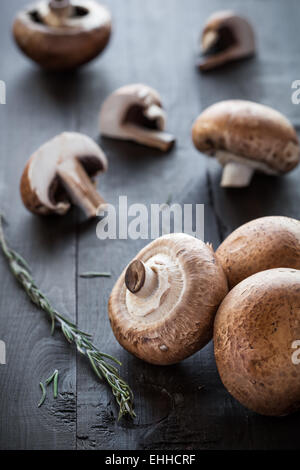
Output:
top-left (198, 11), bottom-right (256, 71)
top-left (108, 233), bottom-right (228, 365)
top-left (13, 0), bottom-right (112, 70)
top-left (99, 84), bottom-right (175, 151)
top-left (192, 100), bottom-right (300, 187)
top-left (20, 132), bottom-right (108, 217)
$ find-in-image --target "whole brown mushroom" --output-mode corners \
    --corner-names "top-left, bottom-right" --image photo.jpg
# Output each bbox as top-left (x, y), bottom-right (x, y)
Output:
top-left (13, 0), bottom-right (112, 70)
top-left (108, 233), bottom-right (228, 365)
top-left (214, 268), bottom-right (300, 416)
top-left (20, 132), bottom-right (108, 218)
top-left (192, 100), bottom-right (300, 187)
top-left (216, 216), bottom-right (300, 288)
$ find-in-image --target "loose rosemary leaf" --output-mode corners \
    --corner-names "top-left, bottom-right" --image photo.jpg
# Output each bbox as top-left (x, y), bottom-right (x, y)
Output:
top-left (0, 215), bottom-right (135, 420)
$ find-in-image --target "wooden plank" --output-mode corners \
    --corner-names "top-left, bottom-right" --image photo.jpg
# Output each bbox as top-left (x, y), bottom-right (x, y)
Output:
top-left (0, 0), bottom-right (299, 451)
top-left (0, 0), bottom-right (77, 450)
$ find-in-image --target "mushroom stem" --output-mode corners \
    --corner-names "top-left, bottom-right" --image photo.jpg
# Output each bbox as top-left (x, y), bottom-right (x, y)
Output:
top-left (57, 159), bottom-right (106, 218)
top-left (122, 124), bottom-right (175, 152)
top-left (221, 162), bottom-right (254, 188)
top-left (43, 0), bottom-right (72, 27)
top-left (125, 260), bottom-right (158, 297)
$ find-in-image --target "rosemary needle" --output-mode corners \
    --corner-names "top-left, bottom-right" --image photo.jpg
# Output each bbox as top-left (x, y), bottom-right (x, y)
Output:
top-left (38, 382), bottom-right (47, 408)
top-left (53, 370), bottom-right (59, 399)
top-left (80, 272), bottom-right (111, 279)
top-left (0, 215), bottom-right (135, 420)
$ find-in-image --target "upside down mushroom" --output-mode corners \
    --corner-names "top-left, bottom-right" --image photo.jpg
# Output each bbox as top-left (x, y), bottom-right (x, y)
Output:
top-left (13, 0), bottom-right (112, 70)
top-left (108, 233), bottom-right (228, 365)
top-left (214, 268), bottom-right (300, 416)
top-left (197, 11), bottom-right (256, 71)
top-left (20, 132), bottom-right (108, 218)
top-left (99, 84), bottom-right (175, 151)
top-left (192, 100), bottom-right (300, 187)
top-left (216, 216), bottom-right (300, 288)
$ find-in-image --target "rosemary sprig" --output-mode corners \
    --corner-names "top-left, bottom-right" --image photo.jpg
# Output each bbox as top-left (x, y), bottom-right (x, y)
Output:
top-left (80, 272), bottom-right (111, 278)
top-left (0, 215), bottom-right (135, 420)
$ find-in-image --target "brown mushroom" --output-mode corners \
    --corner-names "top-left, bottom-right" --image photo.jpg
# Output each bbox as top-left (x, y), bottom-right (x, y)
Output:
top-left (99, 84), bottom-right (175, 151)
top-left (197, 11), bottom-right (255, 71)
top-left (216, 216), bottom-right (300, 289)
top-left (13, 0), bottom-right (112, 70)
top-left (192, 100), bottom-right (300, 187)
top-left (214, 268), bottom-right (300, 416)
top-left (108, 233), bottom-right (228, 365)
top-left (20, 132), bottom-right (108, 217)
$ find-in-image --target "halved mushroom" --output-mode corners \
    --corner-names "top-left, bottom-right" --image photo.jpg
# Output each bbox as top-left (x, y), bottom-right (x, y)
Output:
top-left (197, 11), bottom-right (255, 71)
top-left (214, 268), bottom-right (300, 416)
top-left (20, 132), bottom-right (108, 217)
top-left (99, 84), bottom-right (175, 151)
top-left (192, 100), bottom-right (300, 187)
top-left (13, 0), bottom-right (112, 70)
top-left (108, 233), bottom-right (228, 365)
top-left (216, 216), bottom-right (300, 289)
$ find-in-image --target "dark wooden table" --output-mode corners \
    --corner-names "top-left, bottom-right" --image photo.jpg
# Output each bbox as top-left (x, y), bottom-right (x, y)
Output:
top-left (0, 0), bottom-right (299, 451)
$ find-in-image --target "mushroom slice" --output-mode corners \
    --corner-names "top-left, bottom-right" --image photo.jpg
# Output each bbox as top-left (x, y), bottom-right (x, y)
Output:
top-left (216, 216), bottom-right (300, 288)
top-left (13, 0), bottom-right (112, 70)
top-left (197, 11), bottom-right (255, 71)
top-left (192, 100), bottom-right (300, 187)
top-left (214, 268), bottom-right (300, 416)
top-left (20, 132), bottom-right (108, 218)
top-left (99, 84), bottom-right (175, 151)
top-left (108, 233), bottom-right (228, 365)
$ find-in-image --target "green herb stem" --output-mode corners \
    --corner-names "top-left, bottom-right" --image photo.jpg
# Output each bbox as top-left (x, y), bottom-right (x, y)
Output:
top-left (0, 215), bottom-right (135, 420)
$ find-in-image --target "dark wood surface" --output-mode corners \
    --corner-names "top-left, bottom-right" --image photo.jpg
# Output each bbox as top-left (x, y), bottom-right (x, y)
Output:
top-left (0, 0), bottom-right (300, 450)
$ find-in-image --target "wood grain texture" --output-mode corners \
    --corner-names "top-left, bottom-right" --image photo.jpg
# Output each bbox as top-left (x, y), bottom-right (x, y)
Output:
top-left (0, 0), bottom-right (299, 450)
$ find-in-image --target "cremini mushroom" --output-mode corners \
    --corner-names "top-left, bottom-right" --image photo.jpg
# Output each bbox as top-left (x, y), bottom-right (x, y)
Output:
top-left (20, 132), bottom-right (108, 217)
top-left (197, 11), bottom-right (255, 71)
top-left (13, 0), bottom-right (112, 70)
top-left (99, 84), bottom-right (175, 151)
top-left (108, 233), bottom-right (228, 365)
top-left (214, 268), bottom-right (300, 416)
top-left (216, 216), bottom-right (300, 288)
top-left (192, 100), bottom-right (300, 187)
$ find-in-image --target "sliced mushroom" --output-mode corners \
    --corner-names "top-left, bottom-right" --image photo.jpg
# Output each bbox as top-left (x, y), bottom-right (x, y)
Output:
top-left (99, 84), bottom-right (175, 151)
top-left (20, 132), bottom-right (108, 217)
top-left (197, 11), bottom-right (255, 71)
top-left (214, 268), bottom-right (300, 416)
top-left (192, 100), bottom-right (300, 187)
top-left (216, 216), bottom-right (300, 289)
top-left (13, 0), bottom-right (112, 70)
top-left (108, 234), bottom-right (228, 365)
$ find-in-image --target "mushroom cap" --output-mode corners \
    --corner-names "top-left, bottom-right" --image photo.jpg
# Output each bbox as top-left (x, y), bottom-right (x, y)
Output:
top-left (108, 233), bottom-right (228, 365)
top-left (214, 268), bottom-right (300, 416)
top-left (99, 83), bottom-right (166, 138)
top-left (199, 11), bottom-right (255, 70)
top-left (13, 0), bottom-right (112, 70)
top-left (192, 100), bottom-right (300, 175)
top-left (20, 132), bottom-right (108, 215)
top-left (216, 216), bottom-right (300, 288)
